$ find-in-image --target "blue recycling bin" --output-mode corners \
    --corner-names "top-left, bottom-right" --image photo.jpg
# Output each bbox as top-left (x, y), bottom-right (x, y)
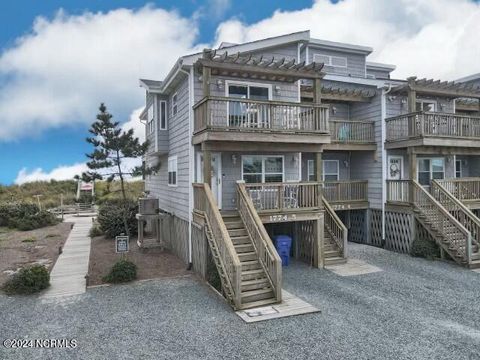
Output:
top-left (273, 235), bottom-right (292, 266)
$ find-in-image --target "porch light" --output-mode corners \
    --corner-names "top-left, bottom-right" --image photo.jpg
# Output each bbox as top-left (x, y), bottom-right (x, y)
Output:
top-left (217, 79), bottom-right (224, 89)
top-left (388, 96), bottom-right (396, 102)
top-left (343, 160), bottom-right (349, 168)
top-left (231, 154), bottom-right (237, 164)
top-left (440, 103), bottom-right (446, 110)
top-left (331, 106), bottom-right (337, 115)
top-left (274, 85), bottom-right (281, 94)
top-left (401, 98), bottom-right (407, 105)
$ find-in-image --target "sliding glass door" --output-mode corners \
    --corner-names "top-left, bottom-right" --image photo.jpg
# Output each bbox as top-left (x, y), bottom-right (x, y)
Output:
top-left (417, 158), bottom-right (444, 186)
top-left (227, 83), bottom-right (270, 128)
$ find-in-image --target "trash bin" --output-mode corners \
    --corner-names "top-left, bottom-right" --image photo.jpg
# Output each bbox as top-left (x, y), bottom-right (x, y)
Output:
top-left (273, 235), bottom-right (292, 266)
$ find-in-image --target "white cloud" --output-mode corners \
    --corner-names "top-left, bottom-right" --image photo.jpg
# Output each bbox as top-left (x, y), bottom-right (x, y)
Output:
top-left (121, 107), bottom-right (145, 143)
top-left (15, 163), bottom-right (88, 184)
top-left (215, 0), bottom-right (480, 80)
top-left (0, 5), bottom-right (203, 141)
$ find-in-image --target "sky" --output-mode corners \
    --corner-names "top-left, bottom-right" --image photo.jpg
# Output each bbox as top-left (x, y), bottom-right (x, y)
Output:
top-left (0, 0), bottom-right (479, 185)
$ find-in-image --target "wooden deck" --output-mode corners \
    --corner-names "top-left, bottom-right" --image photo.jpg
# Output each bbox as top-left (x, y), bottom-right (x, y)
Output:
top-left (325, 119), bottom-right (376, 151)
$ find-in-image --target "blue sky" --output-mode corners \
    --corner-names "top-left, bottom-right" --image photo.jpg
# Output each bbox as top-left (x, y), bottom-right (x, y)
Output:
top-left (0, 0), bottom-right (478, 185)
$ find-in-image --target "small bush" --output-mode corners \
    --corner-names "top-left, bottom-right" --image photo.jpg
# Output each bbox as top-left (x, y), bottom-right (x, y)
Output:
top-left (3, 265), bottom-right (50, 295)
top-left (410, 234), bottom-right (441, 260)
top-left (97, 199), bottom-right (138, 239)
top-left (102, 259), bottom-right (137, 283)
top-left (89, 224), bottom-right (103, 238)
top-left (9, 210), bottom-right (59, 231)
top-left (22, 237), bottom-right (36, 243)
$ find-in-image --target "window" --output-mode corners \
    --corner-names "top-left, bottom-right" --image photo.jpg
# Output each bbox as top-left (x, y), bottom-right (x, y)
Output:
top-left (455, 159), bottom-right (462, 178)
top-left (416, 99), bottom-right (436, 112)
top-left (417, 158), bottom-right (444, 186)
top-left (242, 155), bottom-right (284, 183)
top-left (323, 160), bottom-right (339, 181)
top-left (159, 100), bottom-right (167, 130)
top-left (313, 53), bottom-right (347, 68)
top-left (307, 160), bottom-right (315, 181)
top-left (168, 156), bottom-right (177, 186)
top-left (172, 93), bottom-right (178, 116)
top-left (147, 105), bottom-right (154, 134)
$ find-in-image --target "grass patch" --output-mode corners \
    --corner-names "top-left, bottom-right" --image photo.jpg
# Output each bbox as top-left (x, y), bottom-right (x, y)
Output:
top-left (21, 237), bottom-right (37, 243)
top-left (45, 233), bottom-right (59, 238)
top-left (0, 227), bottom-right (11, 234)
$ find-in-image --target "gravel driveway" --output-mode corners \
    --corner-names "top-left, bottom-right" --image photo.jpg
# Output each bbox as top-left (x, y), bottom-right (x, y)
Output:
top-left (1, 243), bottom-right (480, 360)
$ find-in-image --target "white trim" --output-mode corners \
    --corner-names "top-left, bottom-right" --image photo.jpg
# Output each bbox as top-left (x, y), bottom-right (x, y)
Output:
top-left (212, 153), bottom-right (222, 208)
top-left (417, 157), bottom-right (445, 185)
top-left (313, 53), bottom-right (347, 68)
top-left (158, 100), bottom-right (167, 130)
top-left (323, 160), bottom-right (339, 181)
top-left (366, 61), bottom-right (396, 72)
top-left (381, 88), bottom-right (388, 242)
top-left (167, 155), bottom-right (178, 187)
top-left (416, 99), bottom-right (437, 112)
top-left (225, 80), bottom-right (273, 100)
top-left (298, 152), bottom-right (302, 181)
top-left (305, 46), bottom-right (309, 65)
top-left (307, 159), bottom-right (315, 181)
top-left (455, 157), bottom-right (463, 178)
top-left (171, 92), bottom-right (178, 116)
top-left (188, 66), bottom-right (195, 264)
top-left (241, 155), bottom-right (285, 183)
top-left (308, 38), bottom-right (372, 55)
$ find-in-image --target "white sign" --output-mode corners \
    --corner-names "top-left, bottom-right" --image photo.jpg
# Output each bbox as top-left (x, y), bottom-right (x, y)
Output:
top-left (115, 235), bottom-right (129, 253)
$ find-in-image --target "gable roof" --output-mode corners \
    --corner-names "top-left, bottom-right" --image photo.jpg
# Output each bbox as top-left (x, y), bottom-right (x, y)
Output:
top-left (456, 73), bottom-right (480, 83)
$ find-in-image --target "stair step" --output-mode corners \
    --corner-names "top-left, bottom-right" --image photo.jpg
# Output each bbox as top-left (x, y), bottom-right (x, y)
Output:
top-left (241, 288), bottom-right (274, 302)
top-left (241, 269), bottom-right (266, 281)
top-left (241, 278), bottom-right (270, 291)
top-left (224, 221), bottom-right (244, 230)
top-left (241, 260), bottom-right (262, 271)
top-left (239, 298), bottom-right (278, 310)
top-left (238, 251), bottom-right (258, 262)
top-left (228, 228), bottom-right (248, 237)
top-left (324, 250), bottom-right (341, 258)
top-left (234, 243), bottom-right (255, 253)
top-left (231, 236), bottom-right (251, 245)
top-left (469, 259), bottom-right (480, 269)
top-left (325, 257), bottom-right (347, 265)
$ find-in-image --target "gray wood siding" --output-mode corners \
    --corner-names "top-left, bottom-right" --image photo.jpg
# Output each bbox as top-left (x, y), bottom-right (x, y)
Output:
top-left (146, 77), bottom-right (191, 221)
top-left (386, 96), bottom-right (455, 117)
top-left (350, 93), bottom-right (383, 209)
top-left (301, 152), bottom-right (350, 181)
top-left (366, 69), bottom-right (390, 79)
top-left (307, 47), bottom-right (366, 78)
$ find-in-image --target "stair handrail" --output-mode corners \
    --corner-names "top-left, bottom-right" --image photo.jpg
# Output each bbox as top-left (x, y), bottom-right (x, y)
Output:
top-left (236, 181), bottom-right (282, 303)
top-left (412, 180), bottom-right (472, 263)
top-left (193, 183), bottom-right (242, 308)
top-left (322, 196), bottom-right (348, 259)
top-left (431, 180), bottom-right (480, 254)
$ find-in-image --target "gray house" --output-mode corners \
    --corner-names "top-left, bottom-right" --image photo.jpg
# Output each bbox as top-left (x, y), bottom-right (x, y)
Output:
top-left (138, 30), bottom-right (480, 310)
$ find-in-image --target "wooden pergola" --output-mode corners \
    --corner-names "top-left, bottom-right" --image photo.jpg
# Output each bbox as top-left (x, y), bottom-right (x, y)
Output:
top-left (391, 76), bottom-right (480, 112)
top-left (301, 83), bottom-right (376, 103)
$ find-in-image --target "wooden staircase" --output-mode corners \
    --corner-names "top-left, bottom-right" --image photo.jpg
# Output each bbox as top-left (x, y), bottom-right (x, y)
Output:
top-left (322, 197), bottom-right (348, 266)
top-left (222, 213), bottom-right (277, 309)
top-left (324, 231), bottom-right (347, 266)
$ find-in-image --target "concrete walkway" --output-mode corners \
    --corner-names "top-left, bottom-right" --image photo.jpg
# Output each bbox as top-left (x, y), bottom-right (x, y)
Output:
top-left (41, 215), bottom-right (94, 299)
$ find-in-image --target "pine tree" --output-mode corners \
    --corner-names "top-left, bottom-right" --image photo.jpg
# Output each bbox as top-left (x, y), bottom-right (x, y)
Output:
top-left (81, 103), bottom-right (158, 236)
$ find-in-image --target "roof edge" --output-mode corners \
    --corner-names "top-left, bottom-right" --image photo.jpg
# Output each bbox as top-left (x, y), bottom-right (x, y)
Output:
top-left (308, 38), bottom-right (373, 55)
top-left (366, 61), bottom-right (396, 72)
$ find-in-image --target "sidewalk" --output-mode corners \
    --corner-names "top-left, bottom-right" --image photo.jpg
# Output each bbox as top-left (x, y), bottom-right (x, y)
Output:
top-left (41, 215), bottom-right (94, 298)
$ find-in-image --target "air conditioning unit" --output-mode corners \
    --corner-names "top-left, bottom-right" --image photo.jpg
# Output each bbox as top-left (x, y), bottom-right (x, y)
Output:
top-left (139, 198), bottom-right (159, 215)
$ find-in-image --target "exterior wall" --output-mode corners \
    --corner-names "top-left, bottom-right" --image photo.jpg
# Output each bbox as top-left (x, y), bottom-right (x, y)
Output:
top-left (350, 92), bottom-right (383, 209)
top-left (146, 76), bottom-right (191, 221)
top-left (366, 69), bottom-right (391, 79)
top-left (386, 95), bottom-right (455, 117)
top-left (307, 46), bottom-right (366, 78)
top-left (301, 152), bottom-right (350, 181)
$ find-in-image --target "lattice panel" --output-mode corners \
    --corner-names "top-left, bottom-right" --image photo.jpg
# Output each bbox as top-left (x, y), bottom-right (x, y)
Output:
top-left (294, 220), bottom-right (316, 265)
top-left (415, 220), bottom-right (436, 247)
top-left (385, 210), bottom-right (414, 254)
top-left (169, 216), bottom-right (189, 264)
top-left (349, 210), bottom-right (367, 244)
top-left (191, 223), bottom-right (207, 279)
top-left (369, 209), bottom-right (383, 247)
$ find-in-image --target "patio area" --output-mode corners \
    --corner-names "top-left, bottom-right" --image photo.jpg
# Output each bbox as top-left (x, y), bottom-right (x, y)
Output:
top-left (1, 243), bottom-right (479, 359)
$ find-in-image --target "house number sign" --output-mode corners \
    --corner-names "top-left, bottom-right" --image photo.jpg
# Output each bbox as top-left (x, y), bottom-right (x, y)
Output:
top-left (269, 214), bottom-right (297, 222)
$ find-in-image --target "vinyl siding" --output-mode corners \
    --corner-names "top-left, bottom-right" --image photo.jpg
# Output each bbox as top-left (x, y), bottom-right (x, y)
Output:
top-left (386, 95), bottom-right (455, 117)
top-left (307, 46), bottom-right (366, 78)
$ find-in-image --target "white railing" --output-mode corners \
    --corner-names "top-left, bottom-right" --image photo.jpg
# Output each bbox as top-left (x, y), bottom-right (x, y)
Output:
top-left (386, 180), bottom-right (411, 203)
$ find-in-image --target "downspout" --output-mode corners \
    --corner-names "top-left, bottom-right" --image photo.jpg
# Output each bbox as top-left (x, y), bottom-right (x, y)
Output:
top-left (381, 83), bottom-right (392, 243)
top-left (179, 65), bottom-right (194, 270)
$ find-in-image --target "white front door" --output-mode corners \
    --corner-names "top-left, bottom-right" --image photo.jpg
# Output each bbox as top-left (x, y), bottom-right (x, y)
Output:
top-left (388, 156), bottom-right (403, 180)
top-left (196, 152), bottom-right (222, 208)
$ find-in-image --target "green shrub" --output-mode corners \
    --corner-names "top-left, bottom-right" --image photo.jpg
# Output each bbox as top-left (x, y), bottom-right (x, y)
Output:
top-left (97, 199), bottom-right (138, 238)
top-left (410, 234), bottom-right (441, 260)
top-left (2, 265), bottom-right (50, 295)
top-left (89, 224), bottom-right (103, 238)
top-left (8, 210), bottom-right (59, 231)
top-left (0, 203), bottom-right (39, 227)
top-left (102, 259), bottom-right (137, 283)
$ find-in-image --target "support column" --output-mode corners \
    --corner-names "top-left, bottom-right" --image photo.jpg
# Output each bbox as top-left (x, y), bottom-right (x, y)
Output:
top-left (202, 66), bottom-right (211, 98)
top-left (315, 152), bottom-right (323, 182)
top-left (407, 77), bottom-right (417, 113)
top-left (314, 78), bottom-right (322, 104)
top-left (408, 149), bottom-right (417, 203)
top-left (203, 150), bottom-right (212, 187)
top-left (316, 215), bottom-right (325, 268)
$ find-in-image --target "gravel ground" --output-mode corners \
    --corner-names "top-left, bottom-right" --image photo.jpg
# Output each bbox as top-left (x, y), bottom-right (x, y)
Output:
top-left (1, 243), bottom-right (480, 360)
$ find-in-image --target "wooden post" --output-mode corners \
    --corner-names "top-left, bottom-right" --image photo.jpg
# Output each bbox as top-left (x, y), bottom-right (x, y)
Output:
top-left (203, 66), bottom-right (211, 98)
top-left (407, 76), bottom-right (417, 113)
top-left (315, 152), bottom-right (323, 182)
top-left (408, 149), bottom-right (417, 204)
top-left (203, 150), bottom-right (212, 187)
top-left (316, 216), bottom-right (325, 268)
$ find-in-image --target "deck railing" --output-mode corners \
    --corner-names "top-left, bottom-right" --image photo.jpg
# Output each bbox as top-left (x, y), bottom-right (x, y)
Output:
top-left (193, 96), bottom-right (329, 134)
top-left (323, 196), bottom-right (348, 259)
top-left (243, 182), bottom-right (322, 212)
top-left (436, 178), bottom-right (480, 202)
top-left (412, 180), bottom-right (471, 264)
top-left (322, 180), bottom-right (368, 204)
top-left (386, 112), bottom-right (480, 141)
top-left (330, 120), bottom-right (375, 143)
top-left (432, 180), bottom-right (480, 255)
top-left (386, 180), bottom-right (411, 203)
top-left (236, 182), bottom-right (282, 302)
top-left (193, 183), bottom-right (242, 308)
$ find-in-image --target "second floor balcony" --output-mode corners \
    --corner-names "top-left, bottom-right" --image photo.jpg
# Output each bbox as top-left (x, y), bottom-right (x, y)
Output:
top-left (385, 111), bottom-right (480, 149)
top-left (193, 96), bottom-right (330, 145)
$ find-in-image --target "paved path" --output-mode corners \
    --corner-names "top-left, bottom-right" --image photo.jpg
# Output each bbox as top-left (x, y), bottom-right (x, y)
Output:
top-left (41, 215), bottom-right (94, 299)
